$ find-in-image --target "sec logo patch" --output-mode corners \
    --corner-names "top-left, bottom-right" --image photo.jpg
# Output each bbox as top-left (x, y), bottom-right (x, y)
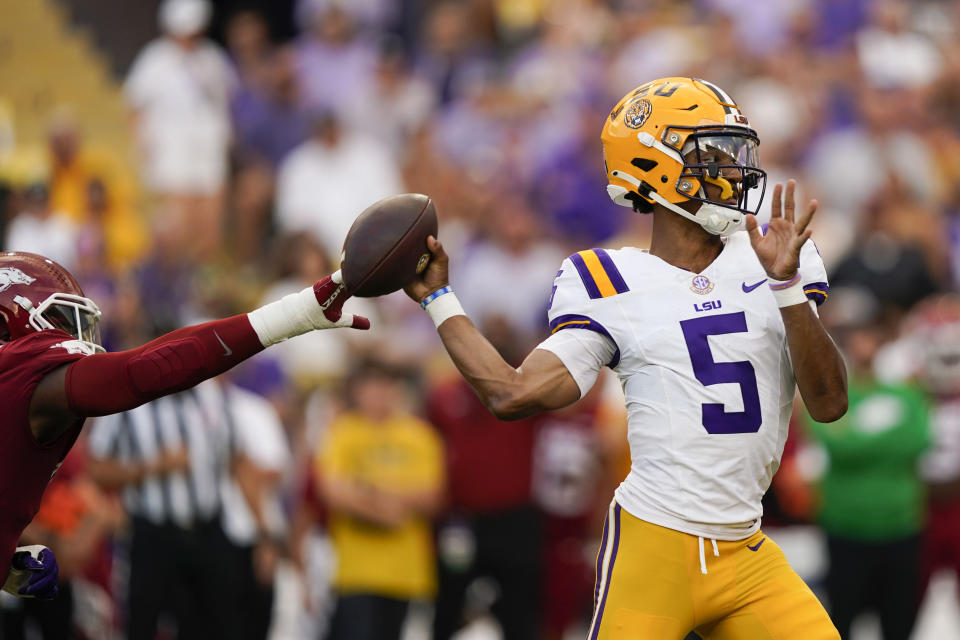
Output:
top-left (690, 275), bottom-right (714, 295)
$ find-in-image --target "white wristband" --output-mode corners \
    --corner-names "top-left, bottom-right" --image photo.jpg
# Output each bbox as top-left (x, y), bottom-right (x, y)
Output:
top-left (248, 286), bottom-right (324, 346)
top-left (769, 274), bottom-right (808, 308)
top-left (424, 290), bottom-right (466, 328)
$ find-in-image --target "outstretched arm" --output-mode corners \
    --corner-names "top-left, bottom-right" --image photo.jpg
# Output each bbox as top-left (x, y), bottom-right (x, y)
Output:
top-left (29, 273), bottom-right (369, 441)
top-left (745, 180), bottom-right (847, 423)
top-left (434, 316), bottom-right (582, 420)
top-left (404, 238), bottom-right (581, 420)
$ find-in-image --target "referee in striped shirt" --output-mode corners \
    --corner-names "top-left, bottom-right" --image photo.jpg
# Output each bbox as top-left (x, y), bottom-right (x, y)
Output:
top-left (87, 379), bottom-right (239, 640)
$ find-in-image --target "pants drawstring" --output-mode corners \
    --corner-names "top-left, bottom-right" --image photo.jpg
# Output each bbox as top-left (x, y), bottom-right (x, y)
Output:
top-left (698, 536), bottom-right (706, 574)
top-left (698, 536), bottom-right (720, 575)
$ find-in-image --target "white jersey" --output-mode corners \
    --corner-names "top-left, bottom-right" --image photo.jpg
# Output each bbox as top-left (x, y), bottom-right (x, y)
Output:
top-left (539, 230), bottom-right (828, 540)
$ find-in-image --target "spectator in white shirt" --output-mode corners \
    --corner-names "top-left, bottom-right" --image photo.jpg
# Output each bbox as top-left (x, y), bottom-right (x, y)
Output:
top-left (342, 38), bottom-right (437, 162)
top-left (275, 112), bottom-right (404, 258)
top-left (455, 195), bottom-right (565, 347)
top-left (4, 183), bottom-right (78, 270)
top-left (124, 0), bottom-right (236, 262)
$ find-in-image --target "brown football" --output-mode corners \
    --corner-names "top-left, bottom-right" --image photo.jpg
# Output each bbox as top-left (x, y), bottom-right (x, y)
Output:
top-left (340, 193), bottom-right (438, 297)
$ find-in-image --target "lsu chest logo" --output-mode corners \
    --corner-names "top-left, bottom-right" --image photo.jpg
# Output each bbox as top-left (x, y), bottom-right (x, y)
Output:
top-left (0, 268), bottom-right (35, 292)
top-left (690, 275), bottom-right (723, 312)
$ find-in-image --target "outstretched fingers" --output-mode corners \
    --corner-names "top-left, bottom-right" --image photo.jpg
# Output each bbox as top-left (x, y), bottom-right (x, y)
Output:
top-left (427, 236), bottom-right (448, 263)
top-left (796, 198), bottom-right (818, 235)
top-left (342, 314), bottom-right (371, 330)
top-left (790, 228), bottom-right (813, 254)
top-left (770, 183), bottom-right (783, 219)
top-left (323, 288), bottom-right (371, 329)
top-left (744, 214), bottom-right (764, 247)
top-left (783, 180), bottom-right (796, 222)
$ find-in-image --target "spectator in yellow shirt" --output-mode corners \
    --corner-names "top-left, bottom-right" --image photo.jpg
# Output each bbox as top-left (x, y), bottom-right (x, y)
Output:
top-left (47, 110), bottom-right (147, 271)
top-left (317, 359), bottom-right (444, 640)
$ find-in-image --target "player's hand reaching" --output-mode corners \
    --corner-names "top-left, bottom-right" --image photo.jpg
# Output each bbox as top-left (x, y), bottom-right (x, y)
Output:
top-left (312, 272), bottom-right (370, 330)
top-left (403, 236), bottom-right (450, 304)
top-left (745, 180), bottom-right (817, 281)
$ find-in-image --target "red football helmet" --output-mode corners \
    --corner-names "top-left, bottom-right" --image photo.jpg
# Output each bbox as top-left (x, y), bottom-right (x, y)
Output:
top-left (0, 252), bottom-right (103, 352)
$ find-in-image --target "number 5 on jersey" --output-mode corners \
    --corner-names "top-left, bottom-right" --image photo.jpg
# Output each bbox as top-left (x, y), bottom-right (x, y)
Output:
top-left (680, 312), bottom-right (762, 434)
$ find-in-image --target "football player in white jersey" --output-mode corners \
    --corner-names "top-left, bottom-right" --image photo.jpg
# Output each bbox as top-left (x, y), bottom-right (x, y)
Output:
top-left (406, 77), bottom-right (847, 639)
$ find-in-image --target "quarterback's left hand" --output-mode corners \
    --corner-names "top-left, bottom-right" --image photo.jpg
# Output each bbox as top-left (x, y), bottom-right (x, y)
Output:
top-left (745, 180), bottom-right (817, 281)
top-left (3, 545), bottom-right (59, 599)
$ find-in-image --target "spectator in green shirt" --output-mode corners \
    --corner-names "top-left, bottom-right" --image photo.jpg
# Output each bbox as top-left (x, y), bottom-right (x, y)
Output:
top-left (805, 288), bottom-right (932, 640)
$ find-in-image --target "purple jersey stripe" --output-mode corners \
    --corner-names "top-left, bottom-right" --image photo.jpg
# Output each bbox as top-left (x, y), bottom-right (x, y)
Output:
top-left (548, 314), bottom-right (621, 368)
top-left (593, 509), bottom-right (611, 608)
top-left (594, 249), bottom-right (630, 294)
top-left (590, 503), bottom-right (622, 640)
top-left (569, 253), bottom-right (603, 299)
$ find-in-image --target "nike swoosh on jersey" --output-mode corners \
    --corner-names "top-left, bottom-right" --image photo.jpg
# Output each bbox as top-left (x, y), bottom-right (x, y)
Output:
top-left (747, 538), bottom-right (766, 551)
top-left (213, 331), bottom-right (233, 357)
top-left (741, 279), bottom-right (767, 293)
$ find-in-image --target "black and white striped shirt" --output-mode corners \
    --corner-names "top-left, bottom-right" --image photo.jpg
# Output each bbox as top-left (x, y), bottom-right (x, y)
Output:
top-left (87, 380), bottom-right (236, 528)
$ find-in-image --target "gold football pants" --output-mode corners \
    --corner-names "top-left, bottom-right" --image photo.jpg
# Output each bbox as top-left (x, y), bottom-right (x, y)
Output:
top-left (588, 502), bottom-right (839, 640)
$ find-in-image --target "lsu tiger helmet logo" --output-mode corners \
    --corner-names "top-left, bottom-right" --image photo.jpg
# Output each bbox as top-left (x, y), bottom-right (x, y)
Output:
top-left (601, 77), bottom-right (766, 235)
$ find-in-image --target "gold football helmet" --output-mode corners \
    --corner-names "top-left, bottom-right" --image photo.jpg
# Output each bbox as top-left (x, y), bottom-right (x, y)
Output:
top-left (601, 77), bottom-right (766, 235)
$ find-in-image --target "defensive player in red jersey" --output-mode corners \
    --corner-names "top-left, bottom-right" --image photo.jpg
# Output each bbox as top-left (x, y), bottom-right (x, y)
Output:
top-left (0, 251), bottom-right (368, 598)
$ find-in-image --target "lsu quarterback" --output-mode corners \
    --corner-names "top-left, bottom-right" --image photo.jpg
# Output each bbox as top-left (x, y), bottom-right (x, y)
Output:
top-left (405, 77), bottom-right (848, 639)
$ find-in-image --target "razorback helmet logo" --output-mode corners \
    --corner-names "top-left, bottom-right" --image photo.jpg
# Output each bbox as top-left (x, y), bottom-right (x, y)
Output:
top-left (0, 268), bottom-right (36, 292)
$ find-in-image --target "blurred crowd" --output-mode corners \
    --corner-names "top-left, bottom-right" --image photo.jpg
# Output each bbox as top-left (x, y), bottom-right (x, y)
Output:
top-left (2, 0), bottom-right (960, 638)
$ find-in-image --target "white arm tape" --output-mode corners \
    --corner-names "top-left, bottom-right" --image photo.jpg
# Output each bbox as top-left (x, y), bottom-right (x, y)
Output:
top-left (425, 291), bottom-right (466, 328)
top-left (769, 274), bottom-right (809, 308)
top-left (248, 286), bottom-right (324, 347)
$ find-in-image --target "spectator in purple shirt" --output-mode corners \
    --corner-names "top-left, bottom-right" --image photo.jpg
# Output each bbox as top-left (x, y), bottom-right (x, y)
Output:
top-left (232, 49), bottom-right (311, 169)
top-left (292, 3), bottom-right (377, 117)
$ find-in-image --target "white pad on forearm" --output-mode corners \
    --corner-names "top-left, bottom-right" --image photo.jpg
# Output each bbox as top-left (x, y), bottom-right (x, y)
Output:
top-left (425, 290), bottom-right (466, 328)
top-left (248, 287), bottom-right (326, 347)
